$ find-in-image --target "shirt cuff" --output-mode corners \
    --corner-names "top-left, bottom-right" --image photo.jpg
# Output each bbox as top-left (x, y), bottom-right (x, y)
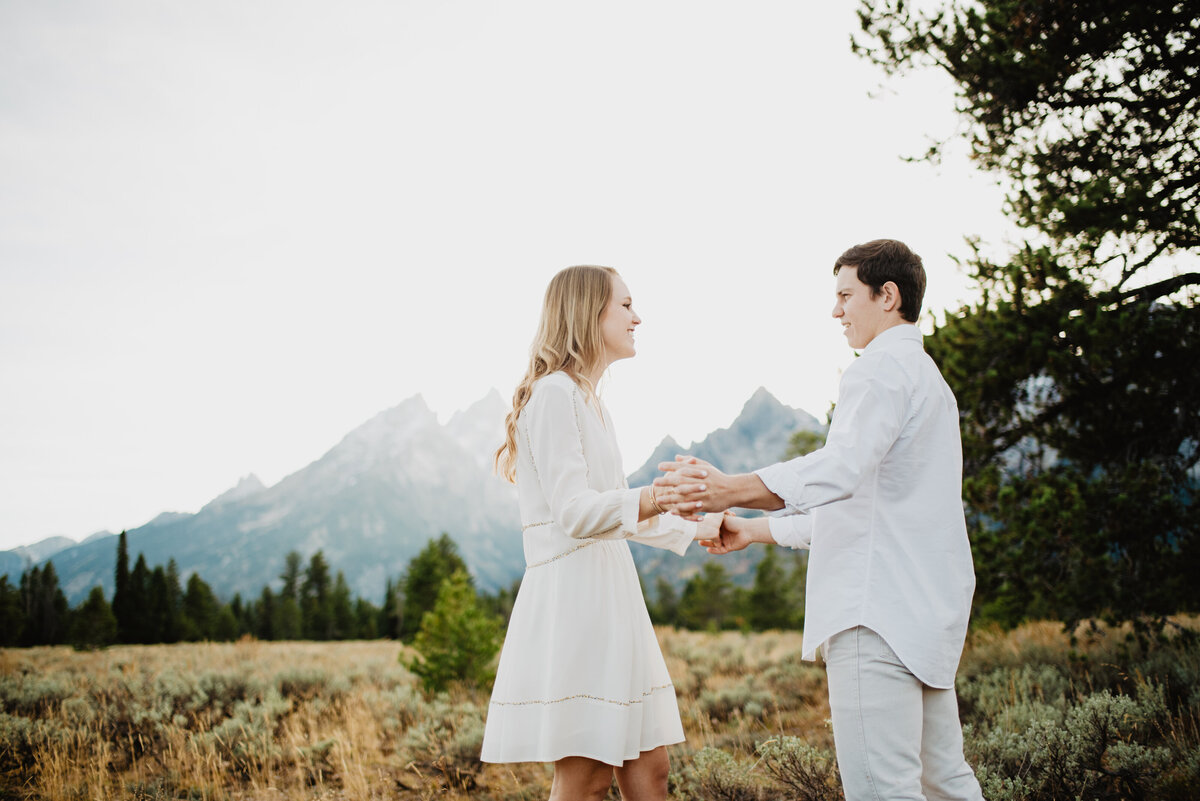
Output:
top-left (756, 461), bottom-right (803, 512)
top-left (768, 514), bottom-right (813, 550)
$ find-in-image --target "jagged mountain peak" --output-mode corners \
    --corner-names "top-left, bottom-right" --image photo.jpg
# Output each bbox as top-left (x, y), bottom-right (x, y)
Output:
top-left (201, 474), bottom-right (267, 512)
top-left (446, 389), bottom-right (508, 469)
top-left (626, 393), bottom-right (822, 485)
top-left (743, 386), bottom-right (782, 413)
top-left (332, 395), bottom-right (438, 451)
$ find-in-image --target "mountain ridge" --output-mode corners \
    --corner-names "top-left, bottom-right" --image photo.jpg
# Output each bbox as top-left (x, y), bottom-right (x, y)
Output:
top-left (6, 387), bottom-right (823, 604)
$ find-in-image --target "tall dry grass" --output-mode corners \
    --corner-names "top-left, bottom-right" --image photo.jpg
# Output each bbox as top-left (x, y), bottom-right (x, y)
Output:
top-left (2, 618), bottom-right (1197, 800)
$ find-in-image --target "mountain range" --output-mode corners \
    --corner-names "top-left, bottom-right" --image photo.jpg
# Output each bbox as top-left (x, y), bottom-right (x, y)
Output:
top-left (3, 388), bottom-right (823, 605)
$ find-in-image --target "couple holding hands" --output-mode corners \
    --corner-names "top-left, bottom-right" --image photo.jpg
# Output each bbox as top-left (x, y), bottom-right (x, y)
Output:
top-left (480, 240), bottom-right (984, 801)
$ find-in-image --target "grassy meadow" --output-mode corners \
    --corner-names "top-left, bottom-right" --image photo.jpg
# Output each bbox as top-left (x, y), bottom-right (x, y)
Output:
top-left (2, 620), bottom-right (1198, 800)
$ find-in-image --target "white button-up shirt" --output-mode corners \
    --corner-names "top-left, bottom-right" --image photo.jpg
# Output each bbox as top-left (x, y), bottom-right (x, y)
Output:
top-left (755, 324), bottom-right (976, 688)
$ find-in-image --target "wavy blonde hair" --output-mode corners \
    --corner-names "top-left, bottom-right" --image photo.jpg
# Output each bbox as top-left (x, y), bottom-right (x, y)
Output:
top-left (494, 265), bottom-right (618, 483)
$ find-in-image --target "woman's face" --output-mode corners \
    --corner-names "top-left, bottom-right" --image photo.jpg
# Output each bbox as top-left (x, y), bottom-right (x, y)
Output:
top-left (599, 274), bottom-right (640, 365)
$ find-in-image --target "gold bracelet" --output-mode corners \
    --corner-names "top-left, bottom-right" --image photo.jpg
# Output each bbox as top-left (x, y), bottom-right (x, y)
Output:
top-left (648, 486), bottom-right (667, 515)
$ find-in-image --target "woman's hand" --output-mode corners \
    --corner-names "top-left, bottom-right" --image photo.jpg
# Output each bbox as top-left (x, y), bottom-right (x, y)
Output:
top-left (692, 512), bottom-right (725, 541)
top-left (700, 513), bottom-right (772, 554)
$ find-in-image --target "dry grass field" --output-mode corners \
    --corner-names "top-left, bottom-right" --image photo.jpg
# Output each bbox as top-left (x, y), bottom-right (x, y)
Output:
top-left (0, 629), bottom-right (829, 800)
top-left (2, 620), bottom-right (1197, 800)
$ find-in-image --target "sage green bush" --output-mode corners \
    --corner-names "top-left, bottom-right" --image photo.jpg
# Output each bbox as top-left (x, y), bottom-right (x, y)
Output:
top-left (194, 690), bottom-right (291, 776)
top-left (698, 678), bottom-right (776, 722)
top-left (682, 746), bottom-right (768, 801)
top-left (756, 736), bottom-right (841, 801)
top-left (401, 696), bottom-right (486, 791)
top-left (957, 625), bottom-right (1200, 801)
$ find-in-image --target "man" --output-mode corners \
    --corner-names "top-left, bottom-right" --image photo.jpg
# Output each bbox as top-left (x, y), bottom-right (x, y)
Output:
top-left (656, 239), bottom-right (983, 801)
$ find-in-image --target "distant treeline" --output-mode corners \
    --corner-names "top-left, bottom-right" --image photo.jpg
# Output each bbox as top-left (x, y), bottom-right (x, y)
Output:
top-left (0, 531), bottom-right (809, 649)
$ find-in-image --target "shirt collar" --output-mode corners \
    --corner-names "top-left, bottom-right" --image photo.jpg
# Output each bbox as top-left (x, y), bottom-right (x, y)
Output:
top-left (863, 323), bottom-right (922, 354)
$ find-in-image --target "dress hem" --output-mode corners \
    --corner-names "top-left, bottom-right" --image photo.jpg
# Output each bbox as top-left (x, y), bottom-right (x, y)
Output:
top-left (479, 735), bottom-right (687, 768)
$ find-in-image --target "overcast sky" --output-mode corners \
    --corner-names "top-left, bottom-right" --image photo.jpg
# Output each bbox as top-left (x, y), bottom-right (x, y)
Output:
top-left (0, 0), bottom-right (1019, 552)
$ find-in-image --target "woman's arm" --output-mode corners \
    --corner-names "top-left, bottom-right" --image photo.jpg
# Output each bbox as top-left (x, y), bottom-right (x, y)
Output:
top-left (524, 380), bottom-right (643, 540)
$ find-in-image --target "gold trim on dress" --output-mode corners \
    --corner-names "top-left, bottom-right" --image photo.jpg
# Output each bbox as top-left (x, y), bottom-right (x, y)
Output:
top-left (524, 539), bottom-right (600, 568)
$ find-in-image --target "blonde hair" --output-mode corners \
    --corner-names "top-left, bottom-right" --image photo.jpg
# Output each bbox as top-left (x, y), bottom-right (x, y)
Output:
top-left (494, 265), bottom-right (618, 483)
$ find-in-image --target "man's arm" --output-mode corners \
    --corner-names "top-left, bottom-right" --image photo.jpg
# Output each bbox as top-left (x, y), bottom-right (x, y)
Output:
top-left (658, 356), bottom-right (910, 519)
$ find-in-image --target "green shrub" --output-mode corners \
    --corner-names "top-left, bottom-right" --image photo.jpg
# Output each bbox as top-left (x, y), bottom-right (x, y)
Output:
top-left (682, 747), bottom-right (767, 801)
top-left (756, 736), bottom-right (842, 801)
top-left (698, 679), bottom-right (775, 722)
top-left (400, 696), bottom-right (486, 791)
top-left (406, 570), bottom-right (502, 694)
top-left (968, 684), bottom-right (1177, 801)
top-left (369, 683), bottom-right (424, 732)
top-left (0, 674), bottom-right (75, 716)
top-left (193, 690), bottom-right (291, 776)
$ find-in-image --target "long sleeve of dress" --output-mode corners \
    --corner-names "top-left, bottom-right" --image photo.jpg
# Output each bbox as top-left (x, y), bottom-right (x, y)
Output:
top-left (524, 378), bottom-right (694, 554)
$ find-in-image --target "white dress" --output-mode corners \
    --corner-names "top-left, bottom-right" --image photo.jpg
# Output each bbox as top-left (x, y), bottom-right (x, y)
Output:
top-left (480, 372), bottom-right (696, 767)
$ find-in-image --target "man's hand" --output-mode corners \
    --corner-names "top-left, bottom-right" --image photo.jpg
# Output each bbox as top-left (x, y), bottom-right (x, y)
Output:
top-left (699, 513), bottom-right (774, 555)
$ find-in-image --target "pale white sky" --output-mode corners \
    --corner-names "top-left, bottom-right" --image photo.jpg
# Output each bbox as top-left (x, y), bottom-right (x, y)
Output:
top-left (0, 0), bottom-right (1018, 552)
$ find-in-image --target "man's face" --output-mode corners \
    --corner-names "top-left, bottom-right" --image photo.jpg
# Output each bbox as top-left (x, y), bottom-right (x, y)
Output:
top-left (832, 266), bottom-right (889, 350)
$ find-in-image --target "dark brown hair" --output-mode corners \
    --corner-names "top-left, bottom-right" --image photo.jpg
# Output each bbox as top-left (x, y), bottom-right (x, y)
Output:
top-left (833, 239), bottom-right (926, 323)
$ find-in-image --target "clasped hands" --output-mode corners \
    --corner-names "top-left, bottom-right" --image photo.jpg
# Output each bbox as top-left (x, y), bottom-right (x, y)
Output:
top-left (654, 456), bottom-right (757, 554)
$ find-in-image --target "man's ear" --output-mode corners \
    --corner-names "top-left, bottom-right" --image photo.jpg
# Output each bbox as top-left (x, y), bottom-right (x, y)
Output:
top-left (881, 281), bottom-right (902, 313)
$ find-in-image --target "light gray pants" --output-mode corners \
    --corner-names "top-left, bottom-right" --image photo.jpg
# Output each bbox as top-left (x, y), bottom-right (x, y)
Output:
top-left (824, 627), bottom-right (984, 801)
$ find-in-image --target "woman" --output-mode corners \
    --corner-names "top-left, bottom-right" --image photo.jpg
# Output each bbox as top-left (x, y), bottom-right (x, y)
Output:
top-left (480, 265), bottom-right (718, 801)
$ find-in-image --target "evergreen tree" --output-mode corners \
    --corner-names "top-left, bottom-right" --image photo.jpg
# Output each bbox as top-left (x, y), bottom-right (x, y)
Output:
top-left (401, 533), bottom-right (469, 640)
top-left (407, 570), bottom-right (503, 693)
top-left (69, 586), bottom-right (117, 649)
top-left (274, 593), bottom-right (302, 640)
top-left (280, 551), bottom-right (303, 603)
top-left (257, 586), bottom-right (277, 640)
top-left (330, 572), bottom-right (354, 639)
top-left (480, 578), bottom-right (522, 625)
top-left (856, 0), bottom-right (1200, 629)
top-left (0, 576), bottom-right (23, 646)
top-left (213, 603), bottom-right (239, 641)
top-left (274, 552), bottom-right (304, 640)
top-left (650, 576), bottom-right (681, 628)
top-left (181, 573), bottom-right (219, 640)
top-left (784, 429), bottom-right (827, 460)
top-left (354, 598), bottom-right (379, 639)
top-left (229, 593), bottom-right (255, 638)
top-left (301, 550), bottom-right (333, 639)
top-left (19, 562), bottom-right (68, 646)
top-left (146, 566), bottom-right (168, 643)
top-left (380, 578), bottom-right (402, 639)
top-left (147, 564), bottom-right (183, 644)
top-left (747, 546), bottom-right (798, 630)
top-left (785, 550), bottom-right (808, 629)
top-left (112, 530), bottom-right (133, 642)
top-left (163, 559), bottom-right (184, 643)
top-left (128, 554), bottom-right (152, 643)
top-left (678, 562), bottom-right (738, 631)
